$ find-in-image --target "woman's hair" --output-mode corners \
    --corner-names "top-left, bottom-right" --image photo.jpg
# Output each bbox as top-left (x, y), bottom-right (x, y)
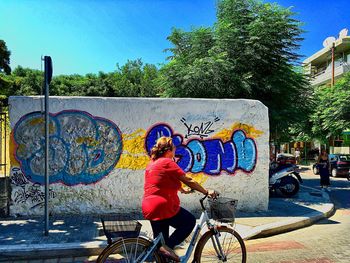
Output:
top-left (150, 136), bottom-right (174, 160)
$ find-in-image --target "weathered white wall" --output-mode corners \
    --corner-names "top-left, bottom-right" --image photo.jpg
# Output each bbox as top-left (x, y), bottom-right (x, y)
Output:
top-left (9, 96), bottom-right (269, 216)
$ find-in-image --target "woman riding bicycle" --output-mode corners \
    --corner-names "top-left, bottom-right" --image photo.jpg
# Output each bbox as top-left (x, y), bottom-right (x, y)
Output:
top-left (142, 136), bottom-right (217, 262)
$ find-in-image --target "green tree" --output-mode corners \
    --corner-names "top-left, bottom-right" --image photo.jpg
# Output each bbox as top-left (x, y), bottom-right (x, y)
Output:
top-left (311, 73), bottom-right (350, 140)
top-left (0, 73), bottom-right (12, 97)
top-left (50, 74), bottom-right (88, 96)
top-left (0, 39), bottom-right (12, 104)
top-left (161, 0), bottom-right (311, 141)
top-left (113, 59), bottom-right (159, 97)
top-left (141, 64), bottom-right (160, 97)
top-left (0, 40), bottom-right (11, 75)
top-left (10, 66), bottom-right (43, 95)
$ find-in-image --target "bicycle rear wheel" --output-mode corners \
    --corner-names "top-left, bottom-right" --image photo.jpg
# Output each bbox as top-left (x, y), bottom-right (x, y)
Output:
top-left (193, 226), bottom-right (246, 263)
top-left (96, 236), bottom-right (162, 263)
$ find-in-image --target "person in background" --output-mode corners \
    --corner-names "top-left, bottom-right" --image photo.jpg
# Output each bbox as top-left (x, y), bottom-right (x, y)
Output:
top-left (142, 136), bottom-right (217, 262)
top-left (295, 148), bottom-right (301, 165)
top-left (317, 149), bottom-right (330, 190)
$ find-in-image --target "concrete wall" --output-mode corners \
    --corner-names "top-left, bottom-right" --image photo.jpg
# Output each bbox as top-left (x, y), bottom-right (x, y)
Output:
top-left (8, 96), bottom-right (269, 216)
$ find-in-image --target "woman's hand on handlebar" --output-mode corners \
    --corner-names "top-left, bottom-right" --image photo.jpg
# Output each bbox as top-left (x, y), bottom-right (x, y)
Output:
top-left (207, 189), bottom-right (218, 199)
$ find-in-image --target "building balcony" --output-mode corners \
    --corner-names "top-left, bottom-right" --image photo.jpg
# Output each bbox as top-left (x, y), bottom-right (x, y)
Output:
top-left (310, 64), bottom-right (350, 86)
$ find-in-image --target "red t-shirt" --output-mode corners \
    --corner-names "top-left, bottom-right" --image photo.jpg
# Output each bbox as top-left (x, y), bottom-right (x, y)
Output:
top-left (142, 157), bottom-right (185, 221)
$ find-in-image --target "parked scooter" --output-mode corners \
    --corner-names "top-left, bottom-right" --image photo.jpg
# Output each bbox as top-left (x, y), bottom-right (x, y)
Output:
top-left (269, 162), bottom-right (303, 197)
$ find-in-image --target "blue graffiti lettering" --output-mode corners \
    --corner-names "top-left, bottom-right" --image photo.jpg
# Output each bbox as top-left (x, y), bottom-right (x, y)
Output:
top-left (145, 124), bottom-right (257, 175)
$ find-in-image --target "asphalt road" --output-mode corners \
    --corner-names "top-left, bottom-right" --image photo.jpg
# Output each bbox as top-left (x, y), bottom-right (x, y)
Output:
top-left (244, 170), bottom-right (350, 263)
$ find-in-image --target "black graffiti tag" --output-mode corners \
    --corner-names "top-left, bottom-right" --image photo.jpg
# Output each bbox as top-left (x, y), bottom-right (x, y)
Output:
top-left (11, 167), bottom-right (56, 210)
top-left (181, 117), bottom-right (220, 139)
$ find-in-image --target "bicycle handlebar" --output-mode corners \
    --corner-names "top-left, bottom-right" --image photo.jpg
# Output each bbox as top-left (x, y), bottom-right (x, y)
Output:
top-left (200, 194), bottom-right (209, 210)
top-left (199, 190), bottom-right (220, 210)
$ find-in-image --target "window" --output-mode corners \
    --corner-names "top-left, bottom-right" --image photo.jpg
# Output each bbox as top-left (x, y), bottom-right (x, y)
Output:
top-left (339, 155), bottom-right (350, 161)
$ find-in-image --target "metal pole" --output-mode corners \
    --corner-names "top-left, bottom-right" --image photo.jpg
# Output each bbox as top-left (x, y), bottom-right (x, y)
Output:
top-left (5, 113), bottom-right (8, 215)
top-left (4, 113), bottom-right (6, 181)
top-left (44, 56), bottom-right (52, 236)
top-left (331, 42), bottom-right (335, 87)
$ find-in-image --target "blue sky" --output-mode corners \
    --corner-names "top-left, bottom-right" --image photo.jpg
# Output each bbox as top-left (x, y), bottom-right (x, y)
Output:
top-left (0, 0), bottom-right (349, 76)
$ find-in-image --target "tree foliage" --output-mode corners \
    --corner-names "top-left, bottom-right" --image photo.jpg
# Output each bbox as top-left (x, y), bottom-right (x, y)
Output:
top-left (113, 59), bottom-right (160, 97)
top-left (161, 0), bottom-right (311, 141)
top-left (311, 73), bottom-right (350, 140)
top-left (0, 59), bottom-right (160, 99)
top-left (0, 40), bottom-right (11, 75)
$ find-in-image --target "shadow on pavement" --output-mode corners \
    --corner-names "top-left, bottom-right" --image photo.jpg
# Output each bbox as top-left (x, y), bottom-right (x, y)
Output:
top-left (313, 218), bottom-right (340, 225)
top-left (0, 216), bottom-right (102, 245)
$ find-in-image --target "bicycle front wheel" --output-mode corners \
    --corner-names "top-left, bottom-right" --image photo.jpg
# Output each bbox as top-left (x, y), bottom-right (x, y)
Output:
top-left (96, 236), bottom-right (162, 263)
top-left (193, 226), bottom-right (246, 263)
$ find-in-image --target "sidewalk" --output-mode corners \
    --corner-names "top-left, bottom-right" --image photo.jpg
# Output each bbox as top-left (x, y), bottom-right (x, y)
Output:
top-left (0, 173), bottom-right (334, 262)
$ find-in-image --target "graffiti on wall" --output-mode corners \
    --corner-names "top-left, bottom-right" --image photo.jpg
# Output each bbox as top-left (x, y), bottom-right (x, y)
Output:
top-left (180, 117), bottom-right (220, 139)
top-left (10, 167), bottom-right (56, 210)
top-left (13, 110), bottom-right (123, 186)
top-left (145, 123), bottom-right (257, 176)
top-left (12, 109), bottom-right (261, 187)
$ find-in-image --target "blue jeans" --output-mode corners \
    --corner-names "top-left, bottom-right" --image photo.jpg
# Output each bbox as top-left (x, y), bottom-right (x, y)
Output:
top-left (150, 207), bottom-right (196, 249)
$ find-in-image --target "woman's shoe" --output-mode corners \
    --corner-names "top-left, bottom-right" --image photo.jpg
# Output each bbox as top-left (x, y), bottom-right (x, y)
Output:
top-left (158, 245), bottom-right (180, 262)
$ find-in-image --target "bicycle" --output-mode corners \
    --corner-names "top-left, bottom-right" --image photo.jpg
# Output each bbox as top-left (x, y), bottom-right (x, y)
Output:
top-left (96, 195), bottom-right (247, 262)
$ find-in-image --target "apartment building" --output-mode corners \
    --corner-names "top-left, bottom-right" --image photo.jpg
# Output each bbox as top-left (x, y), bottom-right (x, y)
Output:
top-left (303, 29), bottom-right (350, 87)
top-left (303, 29), bottom-right (350, 154)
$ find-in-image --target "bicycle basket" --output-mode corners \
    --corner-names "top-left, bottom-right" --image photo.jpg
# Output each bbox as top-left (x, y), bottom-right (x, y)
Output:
top-left (208, 197), bottom-right (237, 223)
top-left (101, 216), bottom-right (142, 244)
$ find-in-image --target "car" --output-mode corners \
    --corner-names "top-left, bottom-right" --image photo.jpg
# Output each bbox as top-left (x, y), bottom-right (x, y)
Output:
top-left (276, 153), bottom-right (296, 165)
top-left (312, 154), bottom-right (350, 177)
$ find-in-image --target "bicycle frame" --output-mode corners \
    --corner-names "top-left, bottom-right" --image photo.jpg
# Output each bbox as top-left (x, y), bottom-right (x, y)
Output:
top-left (179, 207), bottom-right (212, 262)
top-left (137, 195), bottom-right (226, 263)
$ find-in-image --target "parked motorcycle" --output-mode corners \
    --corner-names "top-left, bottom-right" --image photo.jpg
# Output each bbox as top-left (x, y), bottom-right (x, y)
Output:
top-left (269, 162), bottom-right (303, 197)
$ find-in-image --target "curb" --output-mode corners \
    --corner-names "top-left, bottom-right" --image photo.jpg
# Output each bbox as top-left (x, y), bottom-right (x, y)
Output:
top-left (0, 242), bottom-right (105, 261)
top-left (249, 186), bottom-right (335, 239)
top-left (250, 203), bottom-right (335, 239)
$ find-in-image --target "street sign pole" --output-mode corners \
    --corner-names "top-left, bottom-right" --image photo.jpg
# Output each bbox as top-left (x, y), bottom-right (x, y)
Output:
top-left (43, 56), bottom-right (52, 236)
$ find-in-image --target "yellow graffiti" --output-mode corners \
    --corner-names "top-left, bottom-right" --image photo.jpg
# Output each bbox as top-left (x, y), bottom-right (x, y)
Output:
top-left (1, 128), bottom-right (12, 176)
top-left (29, 117), bottom-right (44, 126)
top-left (122, 128), bottom-right (146, 154)
top-left (116, 153), bottom-right (150, 170)
top-left (184, 172), bottom-right (208, 186)
top-left (116, 128), bottom-right (149, 170)
top-left (213, 122), bottom-right (263, 141)
top-left (9, 133), bottom-right (19, 166)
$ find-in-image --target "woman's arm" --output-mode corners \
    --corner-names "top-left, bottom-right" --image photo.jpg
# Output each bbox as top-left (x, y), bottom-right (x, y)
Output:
top-left (178, 174), bottom-right (217, 197)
